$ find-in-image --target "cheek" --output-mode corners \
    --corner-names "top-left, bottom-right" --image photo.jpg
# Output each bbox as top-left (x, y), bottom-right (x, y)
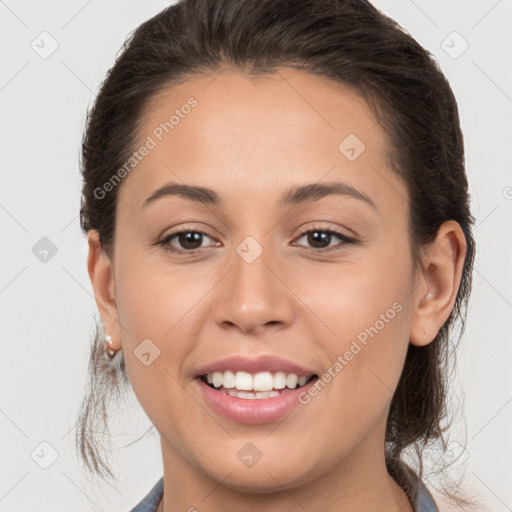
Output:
top-left (112, 253), bottom-right (181, 389)
top-left (113, 247), bottom-right (224, 415)
top-left (296, 246), bottom-right (413, 411)
top-left (114, 238), bottom-right (215, 343)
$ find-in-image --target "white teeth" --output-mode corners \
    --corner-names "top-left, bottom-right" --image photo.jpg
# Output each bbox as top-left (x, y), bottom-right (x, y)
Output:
top-left (204, 370), bottom-right (313, 391)
top-left (235, 371), bottom-right (253, 390)
top-left (212, 371), bottom-right (223, 388)
top-left (237, 391), bottom-right (256, 399)
top-left (221, 388), bottom-right (288, 399)
top-left (286, 373), bottom-right (298, 389)
top-left (253, 372), bottom-right (274, 391)
top-left (273, 371), bottom-right (287, 389)
top-left (223, 371), bottom-right (236, 388)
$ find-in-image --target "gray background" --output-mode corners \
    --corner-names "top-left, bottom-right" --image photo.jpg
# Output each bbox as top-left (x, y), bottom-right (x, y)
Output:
top-left (1, 0), bottom-right (511, 510)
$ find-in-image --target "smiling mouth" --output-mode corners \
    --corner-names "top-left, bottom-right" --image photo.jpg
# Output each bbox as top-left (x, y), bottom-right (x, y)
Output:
top-left (199, 373), bottom-right (318, 399)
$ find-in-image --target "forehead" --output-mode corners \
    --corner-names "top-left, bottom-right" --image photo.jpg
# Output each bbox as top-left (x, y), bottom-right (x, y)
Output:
top-left (117, 67), bottom-right (403, 214)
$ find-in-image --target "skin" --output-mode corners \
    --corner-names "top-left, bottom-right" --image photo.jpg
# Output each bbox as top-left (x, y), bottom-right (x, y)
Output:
top-left (87, 68), bottom-right (467, 512)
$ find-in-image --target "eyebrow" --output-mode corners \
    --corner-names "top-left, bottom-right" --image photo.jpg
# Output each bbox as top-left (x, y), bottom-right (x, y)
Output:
top-left (142, 181), bottom-right (377, 210)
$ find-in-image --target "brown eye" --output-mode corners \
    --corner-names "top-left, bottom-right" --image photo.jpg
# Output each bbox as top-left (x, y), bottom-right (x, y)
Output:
top-left (159, 230), bottom-right (215, 252)
top-left (175, 231), bottom-right (204, 250)
top-left (304, 230), bottom-right (333, 249)
top-left (294, 228), bottom-right (356, 252)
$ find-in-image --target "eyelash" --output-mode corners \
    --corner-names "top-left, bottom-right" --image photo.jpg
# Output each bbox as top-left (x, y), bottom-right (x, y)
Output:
top-left (156, 225), bottom-right (357, 255)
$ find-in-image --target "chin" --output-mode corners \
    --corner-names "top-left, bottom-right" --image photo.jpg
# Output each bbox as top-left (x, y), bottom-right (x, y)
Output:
top-left (197, 451), bottom-right (320, 494)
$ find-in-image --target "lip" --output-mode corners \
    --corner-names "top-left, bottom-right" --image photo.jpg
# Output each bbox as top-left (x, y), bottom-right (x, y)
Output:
top-left (193, 354), bottom-right (317, 378)
top-left (194, 375), bottom-right (319, 424)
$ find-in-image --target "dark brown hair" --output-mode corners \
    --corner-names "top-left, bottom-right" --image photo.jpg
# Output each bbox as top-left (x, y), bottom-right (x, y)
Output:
top-left (77, 0), bottom-right (475, 506)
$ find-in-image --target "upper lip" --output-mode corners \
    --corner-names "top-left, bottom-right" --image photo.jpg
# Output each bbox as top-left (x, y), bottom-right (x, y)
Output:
top-left (194, 355), bottom-right (318, 378)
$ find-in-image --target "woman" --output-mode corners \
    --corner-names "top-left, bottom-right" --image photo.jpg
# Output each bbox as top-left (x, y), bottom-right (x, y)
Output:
top-left (77, 0), bottom-right (475, 510)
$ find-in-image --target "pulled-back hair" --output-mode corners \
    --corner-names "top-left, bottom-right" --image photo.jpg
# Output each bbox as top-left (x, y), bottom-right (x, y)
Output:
top-left (77, 0), bottom-right (475, 505)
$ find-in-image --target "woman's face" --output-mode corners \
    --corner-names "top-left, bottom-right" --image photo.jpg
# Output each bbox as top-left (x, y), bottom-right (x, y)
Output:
top-left (103, 68), bottom-right (423, 491)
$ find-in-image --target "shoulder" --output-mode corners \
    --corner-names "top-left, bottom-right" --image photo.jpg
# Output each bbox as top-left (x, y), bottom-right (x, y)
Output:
top-left (130, 476), bottom-right (164, 512)
top-left (432, 497), bottom-right (469, 512)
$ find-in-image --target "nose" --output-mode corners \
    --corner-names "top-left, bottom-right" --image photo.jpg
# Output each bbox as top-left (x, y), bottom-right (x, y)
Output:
top-left (213, 240), bottom-right (295, 335)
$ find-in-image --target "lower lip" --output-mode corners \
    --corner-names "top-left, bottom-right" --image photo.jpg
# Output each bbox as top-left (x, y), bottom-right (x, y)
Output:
top-left (194, 377), bottom-right (318, 425)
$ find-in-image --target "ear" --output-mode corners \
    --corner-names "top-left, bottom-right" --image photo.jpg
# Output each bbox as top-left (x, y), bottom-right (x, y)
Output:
top-left (409, 220), bottom-right (467, 347)
top-left (87, 230), bottom-right (121, 350)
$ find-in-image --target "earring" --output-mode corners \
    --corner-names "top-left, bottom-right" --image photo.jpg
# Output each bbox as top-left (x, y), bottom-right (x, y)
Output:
top-left (104, 333), bottom-right (125, 372)
top-left (105, 334), bottom-right (116, 359)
